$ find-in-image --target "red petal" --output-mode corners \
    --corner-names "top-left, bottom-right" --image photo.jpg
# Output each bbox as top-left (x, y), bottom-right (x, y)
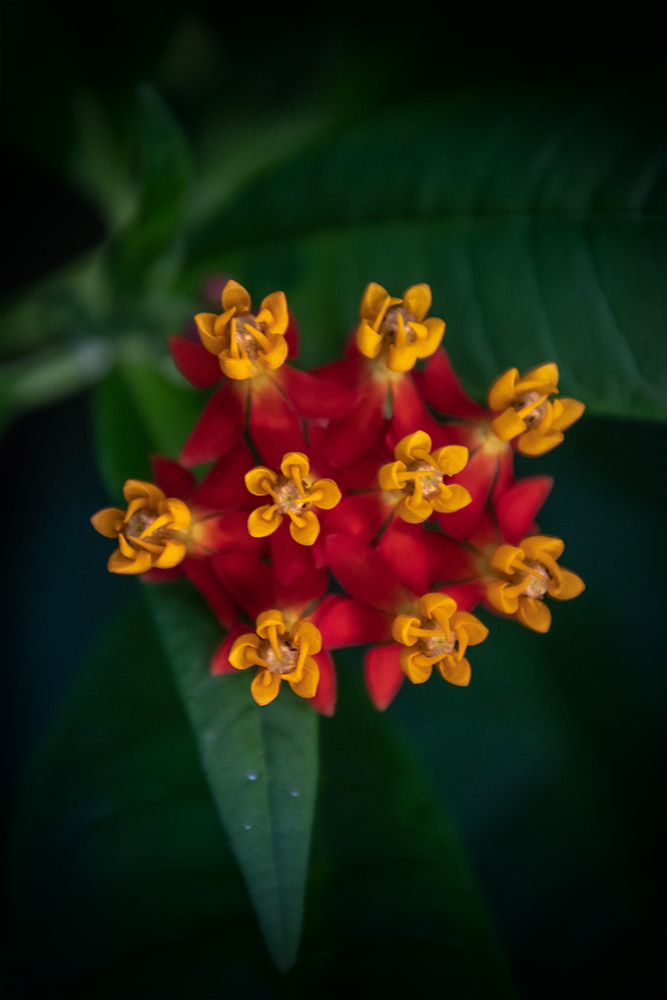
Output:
top-left (276, 365), bottom-right (356, 418)
top-left (150, 455), bottom-right (195, 500)
top-left (211, 553), bottom-right (275, 621)
top-left (390, 374), bottom-right (441, 441)
top-left (312, 594), bottom-right (391, 648)
top-left (168, 335), bottom-right (221, 389)
top-left (438, 582), bottom-right (485, 612)
top-left (190, 442), bottom-right (256, 511)
top-left (211, 625), bottom-right (248, 675)
top-left (325, 534), bottom-right (407, 614)
top-left (275, 565), bottom-right (329, 614)
top-left (364, 644), bottom-right (404, 711)
top-left (249, 378), bottom-right (305, 469)
top-left (140, 565), bottom-right (185, 583)
top-left (270, 523), bottom-right (316, 587)
top-left (311, 354), bottom-right (364, 386)
top-left (196, 511), bottom-right (267, 558)
top-left (320, 493), bottom-right (389, 546)
top-left (495, 475), bottom-right (553, 545)
top-left (436, 448), bottom-right (498, 541)
top-left (182, 557), bottom-right (238, 629)
top-left (285, 309), bottom-right (300, 358)
top-left (378, 520), bottom-right (431, 595)
top-left (322, 388), bottom-right (385, 467)
top-left (308, 650), bottom-right (337, 716)
top-left (426, 531), bottom-right (477, 584)
top-left (420, 348), bottom-right (486, 420)
top-left (180, 382), bottom-right (246, 467)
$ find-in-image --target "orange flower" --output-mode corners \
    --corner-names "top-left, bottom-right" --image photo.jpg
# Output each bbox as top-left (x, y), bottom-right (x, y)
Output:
top-left (229, 610), bottom-right (322, 706)
top-left (91, 480), bottom-right (191, 574)
top-left (245, 452), bottom-right (341, 545)
top-left (356, 282), bottom-right (445, 373)
top-left (392, 593), bottom-right (488, 687)
top-left (486, 535), bottom-right (584, 632)
top-left (488, 363), bottom-right (584, 456)
top-left (378, 430), bottom-right (471, 524)
top-left (194, 279), bottom-right (289, 380)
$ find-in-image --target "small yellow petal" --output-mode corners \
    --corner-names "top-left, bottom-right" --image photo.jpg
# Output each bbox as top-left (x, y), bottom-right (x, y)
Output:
top-left (258, 336), bottom-right (288, 371)
top-left (256, 610), bottom-right (286, 638)
top-left (248, 505), bottom-right (282, 537)
top-left (287, 656), bottom-right (320, 699)
top-left (521, 536), bottom-right (564, 562)
top-left (399, 647), bottom-right (433, 684)
top-left (159, 498), bottom-right (191, 530)
top-left (289, 510), bottom-right (320, 545)
top-left (394, 431), bottom-right (432, 465)
top-left (418, 593), bottom-right (457, 620)
top-left (516, 597), bottom-right (552, 633)
top-left (280, 452), bottom-right (310, 480)
top-left (123, 480), bottom-right (165, 507)
top-left (229, 634), bottom-right (262, 670)
top-left (220, 353), bottom-right (254, 380)
top-left (196, 311), bottom-right (228, 355)
top-left (488, 369), bottom-right (520, 411)
top-left (221, 279), bottom-right (252, 314)
top-left (108, 547), bottom-right (152, 575)
top-left (438, 655), bottom-right (472, 687)
top-left (291, 620), bottom-right (322, 655)
top-left (245, 467), bottom-right (278, 496)
top-left (386, 342), bottom-right (419, 373)
top-left (154, 540), bottom-right (186, 569)
top-left (551, 397), bottom-right (585, 432)
top-left (392, 614), bottom-right (421, 646)
top-left (311, 478), bottom-right (341, 510)
top-left (432, 445), bottom-right (468, 477)
top-left (548, 568), bottom-right (585, 601)
top-left (396, 494), bottom-right (431, 524)
top-left (516, 429), bottom-right (564, 456)
top-left (251, 669), bottom-right (282, 706)
top-left (402, 283), bottom-right (432, 322)
top-left (360, 282), bottom-right (390, 322)
top-left (521, 362), bottom-right (559, 387)
top-left (491, 407), bottom-right (528, 442)
top-left (486, 579), bottom-right (521, 615)
top-left (378, 461), bottom-right (406, 492)
top-left (430, 483), bottom-right (471, 513)
top-left (91, 507), bottom-right (125, 538)
top-left (489, 544), bottom-right (524, 575)
top-left (412, 316), bottom-right (445, 358)
top-left (356, 319), bottom-right (383, 359)
top-left (259, 291), bottom-right (288, 335)
top-left (451, 611), bottom-right (489, 646)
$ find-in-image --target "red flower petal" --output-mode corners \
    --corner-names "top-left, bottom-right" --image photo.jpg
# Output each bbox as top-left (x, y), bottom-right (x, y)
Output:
top-left (325, 534), bottom-right (407, 615)
top-left (211, 624), bottom-right (248, 675)
top-left (322, 387), bottom-right (386, 467)
top-left (190, 442), bottom-right (256, 511)
top-left (495, 475), bottom-right (553, 545)
top-left (320, 493), bottom-right (389, 546)
top-left (390, 373), bottom-right (442, 441)
top-left (378, 520), bottom-right (431, 595)
top-left (438, 582), bottom-right (485, 612)
top-left (312, 594), bottom-right (391, 647)
top-left (276, 365), bottom-right (356, 419)
top-left (180, 382), bottom-right (247, 467)
top-left (426, 531), bottom-right (477, 584)
top-left (270, 523), bottom-right (316, 587)
top-left (275, 564), bottom-right (329, 614)
top-left (150, 455), bottom-right (195, 500)
top-left (308, 650), bottom-right (337, 716)
top-left (197, 511), bottom-right (267, 558)
top-left (211, 553), bottom-right (275, 621)
top-left (420, 348), bottom-right (486, 420)
top-left (140, 565), bottom-right (185, 583)
top-left (285, 309), bottom-right (300, 358)
top-left (182, 557), bottom-right (238, 629)
top-left (168, 335), bottom-right (221, 389)
top-left (364, 643), bottom-right (404, 711)
top-left (249, 378), bottom-right (306, 469)
top-left (436, 448), bottom-right (498, 541)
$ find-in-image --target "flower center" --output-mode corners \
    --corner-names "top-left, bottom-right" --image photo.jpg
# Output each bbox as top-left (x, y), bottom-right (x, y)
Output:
top-left (234, 314), bottom-right (265, 359)
top-left (519, 390), bottom-right (547, 426)
top-left (408, 459), bottom-right (444, 498)
top-left (260, 636), bottom-right (299, 674)
top-left (125, 509), bottom-right (159, 539)
top-left (522, 560), bottom-right (549, 598)
top-left (380, 306), bottom-right (417, 345)
top-left (275, 477), bottom-right (310, 515)
top-left (417, 622), bottom-right (457, 657)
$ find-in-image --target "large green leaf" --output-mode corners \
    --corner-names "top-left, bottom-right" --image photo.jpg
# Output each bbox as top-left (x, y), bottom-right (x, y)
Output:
top-left (184, 84), bottom-right (666, 417)
top-left (147, 579), bottom-right (319, 973)
top-left (306, 655), bottom-right (516, 1000)
top-left (4, 592), bottom-right (272, 999)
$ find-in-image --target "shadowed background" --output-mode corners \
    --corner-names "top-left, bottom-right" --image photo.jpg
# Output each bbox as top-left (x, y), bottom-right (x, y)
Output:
top-left (1, 3), bottom-right (665, 998)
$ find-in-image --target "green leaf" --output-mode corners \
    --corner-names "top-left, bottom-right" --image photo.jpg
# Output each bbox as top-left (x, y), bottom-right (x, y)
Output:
top-left (109, 86), bottom-right (191, 294)
top-left (4, 591), bottom-right (272, 998)
top-left (309, 656), bottom-right (516, 999)
top-left (147, 579), bottom-right (319, 973)
top-left (93, 357), bottom-right (201, 501)
top-left (184, 83), bottom-right (666, 417)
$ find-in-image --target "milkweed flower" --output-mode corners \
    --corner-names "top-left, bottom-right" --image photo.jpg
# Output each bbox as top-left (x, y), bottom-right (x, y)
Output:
top-left (392, 593), bottom-right (488, 687)
top-left (356, 282), bottom-right (445, 373)
top-left (378, 430), bottom-right (471, 523)
top-left (245, 452), bottom-right (341, 545)
top-left (486, 535), bottom-right (585, 632)
top-left (228, 610), bottom-right (322, 706)
top-left (488, 363), bottom-right (585, 456)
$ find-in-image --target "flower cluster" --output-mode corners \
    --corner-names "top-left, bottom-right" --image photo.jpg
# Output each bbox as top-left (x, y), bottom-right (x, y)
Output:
top-left (92, 280), bottom-right (585, 713)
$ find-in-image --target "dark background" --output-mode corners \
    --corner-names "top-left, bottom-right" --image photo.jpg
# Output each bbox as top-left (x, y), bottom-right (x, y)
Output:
top-left (2, 3), bottom-right (665, 998)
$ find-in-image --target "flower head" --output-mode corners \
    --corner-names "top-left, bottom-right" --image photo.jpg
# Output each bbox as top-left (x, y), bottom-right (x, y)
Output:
top-left (245, 452), bottom-right (341, 545)
top-left (195, 279), bottom-right (289, 380)
top-left (91, 480), bottom-right (191, 574)
top-left (486, 535), bottom-right (585, 632)
top-left (356, 283), bottom-right (445, 373)
top-left (488, 363), bottom-right (585, 456)
top-left (378, 430), bottom-right (471, 523)
top-left (229, 610), bottom-right (322, 706)
top-left (392, 593), bottom-right (489, 687)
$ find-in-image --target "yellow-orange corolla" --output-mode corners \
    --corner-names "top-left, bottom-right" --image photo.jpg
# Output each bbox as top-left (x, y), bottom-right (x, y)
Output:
top-left (378, 430), bottom-right (471, 523)
top-left (488, 363), bottom-right (585, 456)
top-left (356, 282), bottom-right (445, 373)
top-left (229, 610), bottom-right (322, 706)
top-left (392, 593), bottom-right (489, 687)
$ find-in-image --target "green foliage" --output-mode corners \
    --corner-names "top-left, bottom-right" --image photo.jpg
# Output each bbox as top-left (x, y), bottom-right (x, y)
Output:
top-left (183, 85), bottom-right (666, 416)
top-left (148, 580), bottom-right (319, 973)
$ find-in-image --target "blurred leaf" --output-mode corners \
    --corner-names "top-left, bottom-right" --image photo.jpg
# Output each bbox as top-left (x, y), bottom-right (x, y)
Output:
top-left (306, 656), bottom-right (516, 999)
top-left (108, 86), bottom-right (191, 294)
top-left (147, 579), bottom-right (319, 973)
top-left (4, 592), bottom-right (274, 998)
top-left (93, 356), bottom-right (200, 501)
top-left (184, 83), bottom-right (666, 416)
